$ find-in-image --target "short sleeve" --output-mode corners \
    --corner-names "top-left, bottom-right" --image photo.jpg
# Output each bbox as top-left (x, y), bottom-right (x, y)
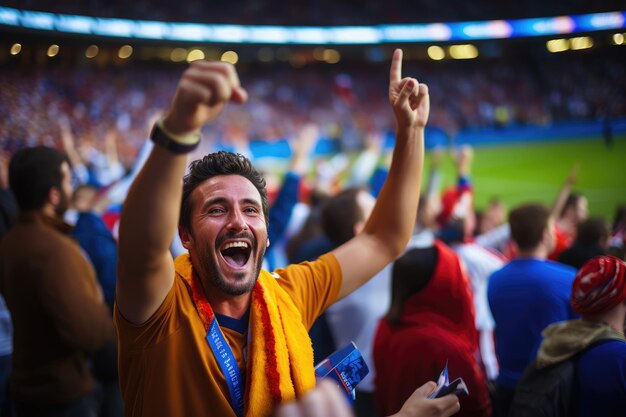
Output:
top-left (273, 253), bottom-right (342, 330)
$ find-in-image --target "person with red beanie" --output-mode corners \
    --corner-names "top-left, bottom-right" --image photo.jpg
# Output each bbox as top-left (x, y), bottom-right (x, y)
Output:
top-left (513, 255), bottom-right (626, 417)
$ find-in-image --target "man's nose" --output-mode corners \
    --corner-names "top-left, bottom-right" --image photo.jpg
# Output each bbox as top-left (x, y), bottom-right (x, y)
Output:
top-left (226, 209), bottom-right (248, 231)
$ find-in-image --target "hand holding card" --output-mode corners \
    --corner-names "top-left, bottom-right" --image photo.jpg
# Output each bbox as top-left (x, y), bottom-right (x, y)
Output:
top-left (428, 361), bottom-right (470, 399)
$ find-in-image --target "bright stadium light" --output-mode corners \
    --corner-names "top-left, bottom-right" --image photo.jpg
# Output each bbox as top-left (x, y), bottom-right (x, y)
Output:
top-left (546, 38), bottom-right (569, 52)
top-left (47, 44), bottom-right (59, 57)
top-left (569, 36), bottom-right (593, 50)
top-left (85, 44), bottom-right (99, 58)
top-left (427, 45), bottom-right (445, 60)
top-left (170, 47), bottom-right (187, 62)
top-left (612, 33), bottom-right (624, 44)
top-left (449, 44), bottom-right (478, 59)
top-left (10, 43), bottom-right (21, 55)
top-left (186, 49), bottom-right (205, 62)
top-left (1, 6), bottom-right (625, 44)
top-left (221, 50), bottom-right (239, 64)
top-left (323, 49), bottom-right (340, 64)
top-left (118, 44), bottom-right (133, 59)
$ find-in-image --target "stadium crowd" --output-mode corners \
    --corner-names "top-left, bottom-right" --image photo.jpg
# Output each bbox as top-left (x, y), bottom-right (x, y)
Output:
top-left (0, 25), bottom-right (625, 417)
top-left (1, 51), bottom-right (625, 168)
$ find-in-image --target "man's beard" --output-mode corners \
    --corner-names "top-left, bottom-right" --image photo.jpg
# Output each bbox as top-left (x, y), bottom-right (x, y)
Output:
top-left (54, 188), bottom-right (70, 218)
top-left (201, 233), bottom-right (267, 297)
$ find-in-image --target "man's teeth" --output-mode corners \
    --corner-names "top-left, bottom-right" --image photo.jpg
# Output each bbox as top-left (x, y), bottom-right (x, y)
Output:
top-left (222, 241), bottom-right (249, 250)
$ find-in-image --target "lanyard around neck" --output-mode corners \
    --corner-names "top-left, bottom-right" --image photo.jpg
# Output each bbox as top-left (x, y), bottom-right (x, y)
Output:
top-left (189, 275), bottom-right (245, 417)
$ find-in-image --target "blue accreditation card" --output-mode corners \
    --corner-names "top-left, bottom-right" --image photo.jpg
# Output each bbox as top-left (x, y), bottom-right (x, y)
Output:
top-left (314, 342), bottom-right (370, 403)
top-left (428, 360), bottom-right (469, 399)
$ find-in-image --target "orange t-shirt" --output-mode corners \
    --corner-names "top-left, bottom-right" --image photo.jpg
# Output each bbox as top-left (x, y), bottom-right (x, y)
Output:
top-left (114, 253), bottom-right (342, 417)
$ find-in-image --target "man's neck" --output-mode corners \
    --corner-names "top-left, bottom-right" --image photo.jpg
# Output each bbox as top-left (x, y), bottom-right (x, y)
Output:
top-left (517, 246), bottom-right (548, 259)
top-left (583, 306), bottom-right (626, 337)
top-left (205, 289), bottom-right (252, 319)
top-left (41, 204), bottom-right (57, 219)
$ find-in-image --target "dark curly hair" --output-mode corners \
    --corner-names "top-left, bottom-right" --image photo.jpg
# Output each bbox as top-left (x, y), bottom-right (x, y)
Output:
top-left (180, 151), bottom-right (268, 233)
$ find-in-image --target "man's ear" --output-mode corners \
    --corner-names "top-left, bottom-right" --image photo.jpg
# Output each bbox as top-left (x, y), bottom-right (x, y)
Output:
top-left (48, 187), bottom-right (60, 206)
top-left (179, 226), bottom-right (193, 250)
top-left (266, 238), bottom-right (270, 248)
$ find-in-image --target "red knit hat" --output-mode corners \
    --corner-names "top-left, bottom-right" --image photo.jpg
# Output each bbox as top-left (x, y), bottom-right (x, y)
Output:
top-left (571, 255), bottom-right (626, 314)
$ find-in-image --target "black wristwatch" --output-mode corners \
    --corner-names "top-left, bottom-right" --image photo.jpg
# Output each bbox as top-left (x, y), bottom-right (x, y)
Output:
top-left (150, 121), bottom-right (201, 154)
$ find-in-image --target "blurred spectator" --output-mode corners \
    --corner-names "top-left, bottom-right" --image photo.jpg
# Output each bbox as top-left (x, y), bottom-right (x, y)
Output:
top-left (475, 198), bottom-right (506, 236)
top-left (609, 204), bottom-right (626, 260)
top-left (264, 123), bottom-right (319, 271)
top-left (373, 242), bottom-right (491, 417)
top-left (487, 203), bottom-right (577, 417)
top-left (552, 192), bottom-right (589, 259)
top-left (558, 217), bottom-right (611, 269)
top-left (0, 152), bottom-right (14, 415)
top-left (69, 185), bottom-right (118, 307)
top-left (0, 294), bottom-right (11, 417)
top-left (321, 187), bottom-right (386, 417)
top-left (510, 255), bottom-right (626, 417)
top-left (0, 146), bottom-right (114, 417)
top-left (0, 152), bottom-right (17, 238)
top-left (439, 217), bottom-right (505, 382)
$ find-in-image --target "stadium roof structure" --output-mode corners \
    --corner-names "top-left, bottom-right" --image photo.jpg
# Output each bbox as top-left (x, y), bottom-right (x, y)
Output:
top-left (1, 6), bottom-right (624, 44)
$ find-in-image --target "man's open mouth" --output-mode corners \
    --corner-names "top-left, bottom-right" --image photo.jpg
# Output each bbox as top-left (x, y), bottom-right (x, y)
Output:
top-left (220, 241), bottom-right (252, 269)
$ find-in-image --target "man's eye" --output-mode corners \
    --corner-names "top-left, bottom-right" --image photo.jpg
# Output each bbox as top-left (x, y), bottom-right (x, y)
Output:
top-left (208, 208), bottom-right (225, 214)
top-left (244, 207), bottom-right (258, 214)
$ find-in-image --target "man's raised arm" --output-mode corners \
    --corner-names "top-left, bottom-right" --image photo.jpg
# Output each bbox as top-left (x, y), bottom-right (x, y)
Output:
top-left (333, 49), bottom-right (429, 299)
top-left (116, 61), bottom-right (247, 324)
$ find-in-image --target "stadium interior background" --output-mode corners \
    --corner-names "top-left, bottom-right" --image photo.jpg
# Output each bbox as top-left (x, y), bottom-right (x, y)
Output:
top-left (0, 0), bottom-right (625, 218)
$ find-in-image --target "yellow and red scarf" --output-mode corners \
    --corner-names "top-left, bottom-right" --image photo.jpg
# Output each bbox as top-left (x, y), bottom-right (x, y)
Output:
top-left (175, 254), bottom-right (316, 417)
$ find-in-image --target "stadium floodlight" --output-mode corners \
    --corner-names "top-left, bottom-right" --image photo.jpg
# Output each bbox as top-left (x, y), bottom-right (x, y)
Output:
top-left (10, 43), bottom-right (21, 55)
top-left (56, 14), bottom-right (93, 34)
top-left (85, 45), bottom-right (99, 58)
top-left (47, 44), bottom-right (59, 57)
top-left (93, 18), bottom-right (134, 37)
top-left (546, 38), bottom-right (569, 53)
top-left (220, 50), bottom-right (239, 64)
top-left (427, 45), bottom-right (445, 60)
top-left (133, 20), bottom-right (169, 39)
top-left (0, 6), bottom-right (624, 44)
top-left (569, 36), bottom-right (593, 50)
top-left (21, 10), bottom-right (55, 30)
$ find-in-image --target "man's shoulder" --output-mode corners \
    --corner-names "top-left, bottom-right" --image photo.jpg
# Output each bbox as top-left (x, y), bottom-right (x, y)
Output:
top-left (581, 339), bottom-right (626, 358)
top-left (274, 253), bottom-right (339, 282)
top-left (2, 219), bottom-right (71, 255)
top-left (540, 259), bottom-right (577, 276)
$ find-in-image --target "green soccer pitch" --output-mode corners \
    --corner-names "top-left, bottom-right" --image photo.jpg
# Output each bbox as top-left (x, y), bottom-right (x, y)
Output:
top-left (425, 136), bottom-right (626, 220)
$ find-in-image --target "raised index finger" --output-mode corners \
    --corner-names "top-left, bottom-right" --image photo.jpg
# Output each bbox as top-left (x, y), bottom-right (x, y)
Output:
top-left (389, 48), bottom-right (403, 83)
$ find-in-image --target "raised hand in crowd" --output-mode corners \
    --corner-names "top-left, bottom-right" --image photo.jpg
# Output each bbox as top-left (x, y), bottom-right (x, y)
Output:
top-left (551, 162), bottom-right (580, 220)
top-left (289, 122), bottom-right (319, 175)
top-left (117, 60), bottom-right (249, 325)
top-left (162, 60), bottom-right (248, 136)
top-left (388, 49), bottom-right (429, 130)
